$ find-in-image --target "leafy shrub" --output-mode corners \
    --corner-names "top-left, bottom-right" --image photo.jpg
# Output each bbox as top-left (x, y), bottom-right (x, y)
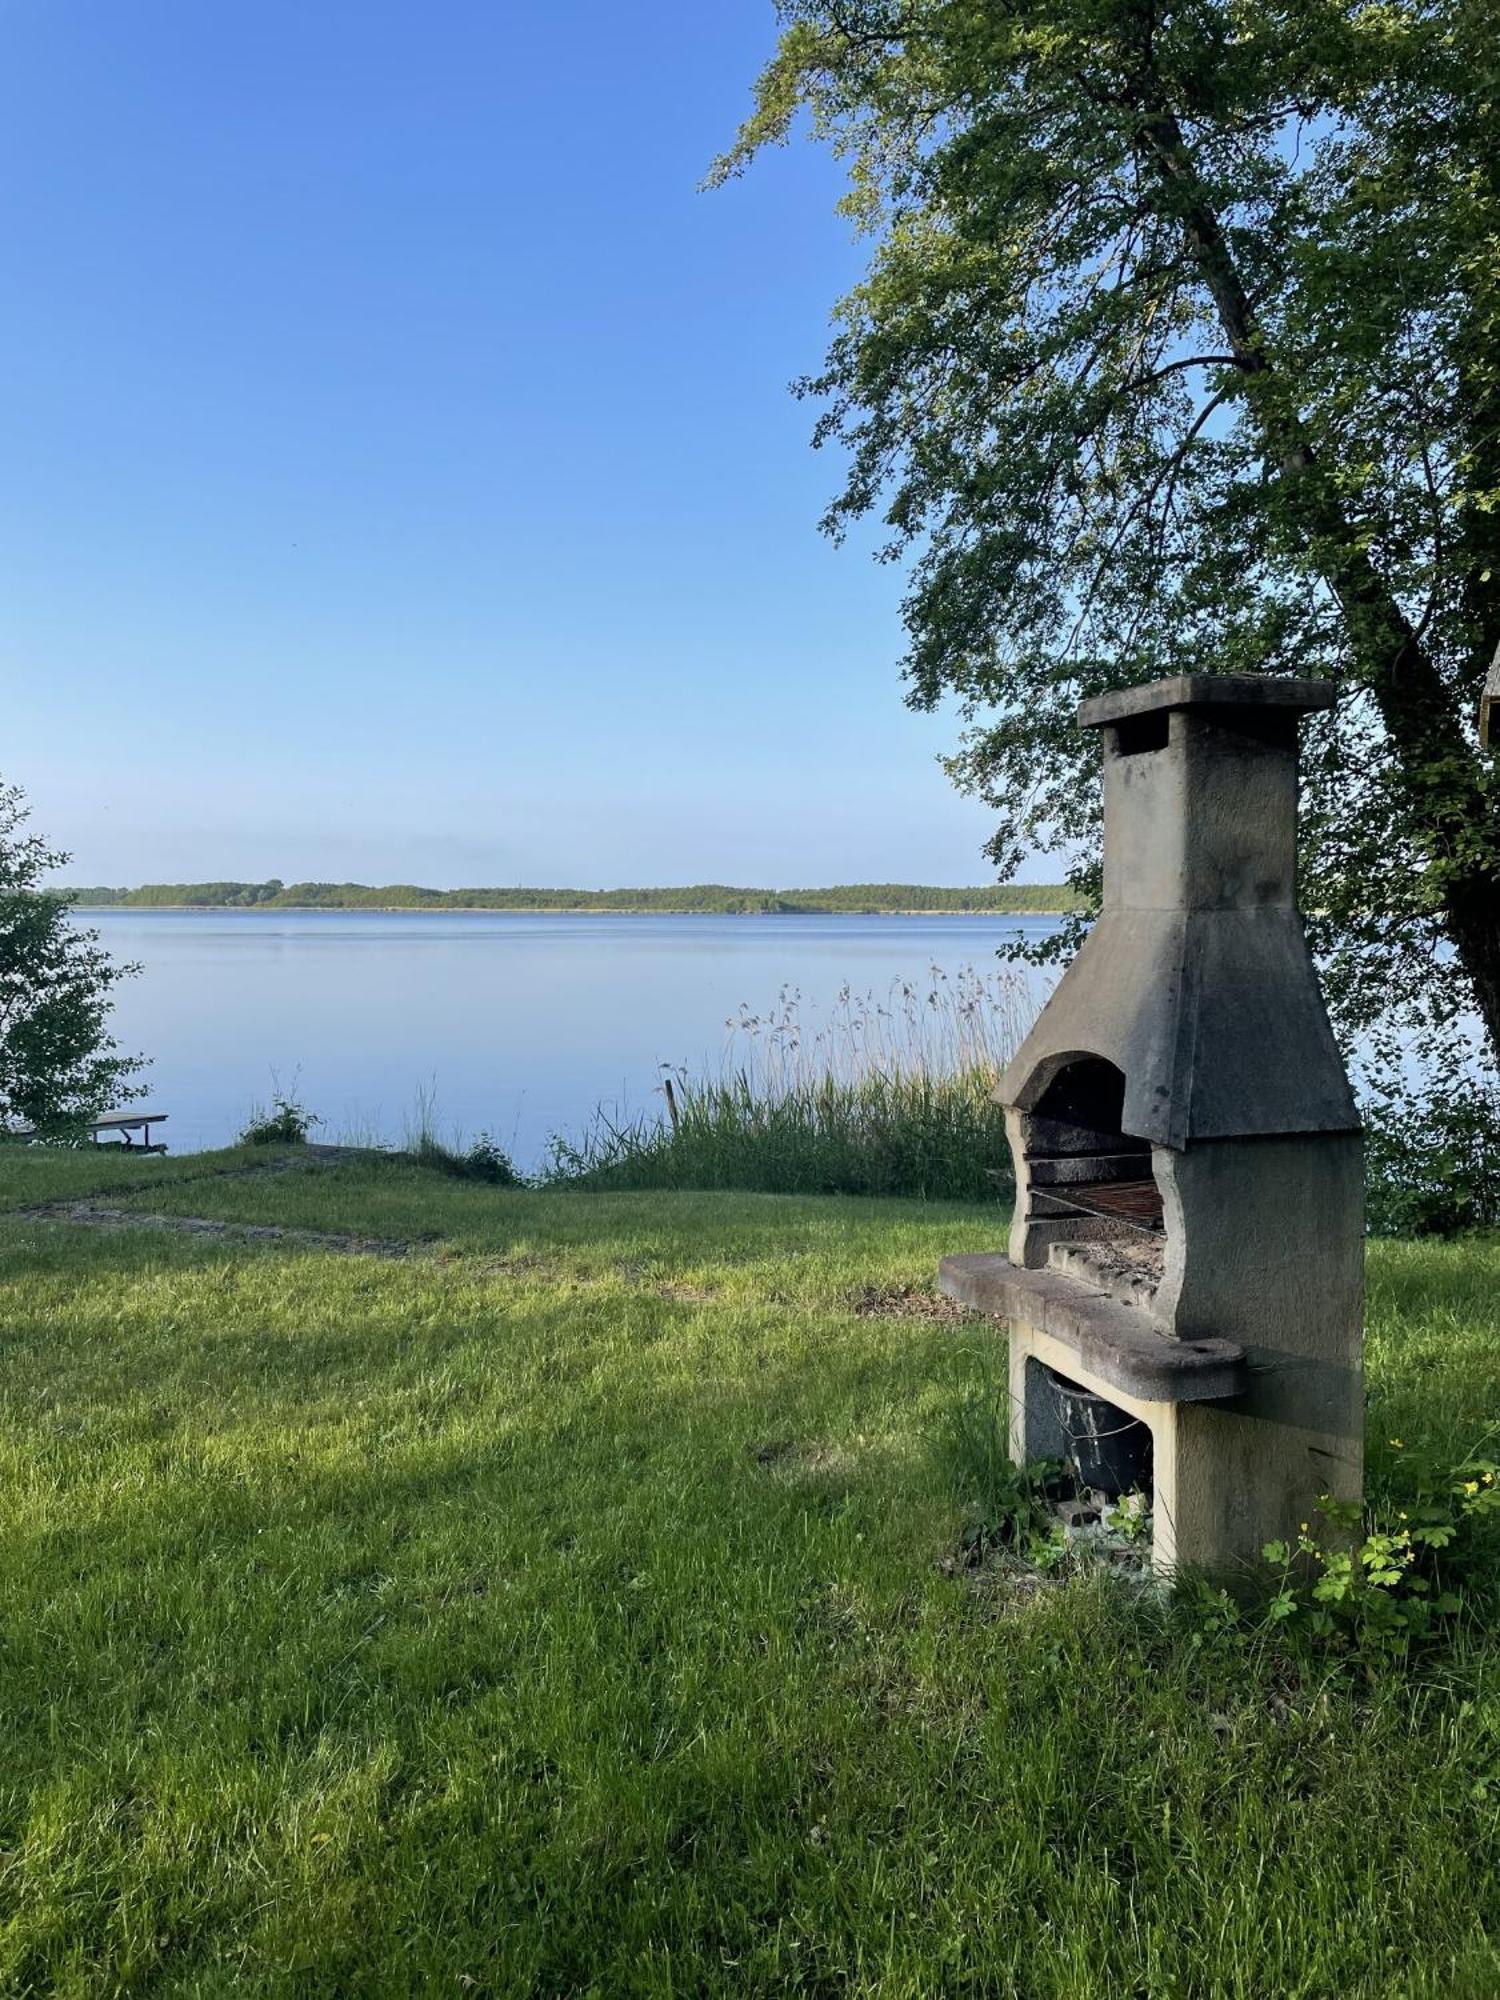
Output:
top-left (1256, 1447), bottom-right (1500, 1660)
top-left (409, 1131), bottom-right (521, 1186)
top-left (1362, 1075), bottom-right (1500, 1236)
top-left (239, 1089), bottom-right (318, 1147)
top-left (399, 1086), bottom-right (522, 1185)
top-left (1172, 1440), bottom-right (1500, 1672)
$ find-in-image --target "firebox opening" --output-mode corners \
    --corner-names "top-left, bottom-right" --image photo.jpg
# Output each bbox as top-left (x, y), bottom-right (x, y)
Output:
top-left (1024, 1055), bottom-right (1164, 1237)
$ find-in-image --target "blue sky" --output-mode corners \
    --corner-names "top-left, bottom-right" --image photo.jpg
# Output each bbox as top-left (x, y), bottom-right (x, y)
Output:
top-left (1, 1), bottom-right (1014, 888)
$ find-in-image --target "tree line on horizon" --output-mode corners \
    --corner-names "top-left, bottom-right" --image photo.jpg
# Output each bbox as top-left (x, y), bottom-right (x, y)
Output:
top-left (59, 880), bottom-right (1084, 915)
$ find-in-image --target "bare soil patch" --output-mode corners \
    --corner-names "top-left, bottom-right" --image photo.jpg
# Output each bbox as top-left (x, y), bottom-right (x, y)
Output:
top-left (17, 1200), bottom-right (411, 1260)
top-left (849, 1283), bottom-right (972, 1322)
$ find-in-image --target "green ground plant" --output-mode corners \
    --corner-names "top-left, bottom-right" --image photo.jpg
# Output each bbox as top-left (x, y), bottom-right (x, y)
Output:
top-left (1, 1145), bottom-right (1499, 1992)
top-left (399, 1087), bottom-right (522, 1186)
top-left (1253, 1442), bottom-right (1500, 1664)
top-left (406, 1130), bottom-right (521, 1186)
top-left (239, 1084), bottom-right (319, 1147)
top-left (943, 1371), bottom-right (1070, 1568)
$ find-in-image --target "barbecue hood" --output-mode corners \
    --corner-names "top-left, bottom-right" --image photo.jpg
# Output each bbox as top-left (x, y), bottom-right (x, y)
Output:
top-left (998, 674), bottom-right (1358, 1149)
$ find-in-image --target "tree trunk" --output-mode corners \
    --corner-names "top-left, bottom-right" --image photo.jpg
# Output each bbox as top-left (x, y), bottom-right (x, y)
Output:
top-left (1134, 108), bottom-right (1500, 1069)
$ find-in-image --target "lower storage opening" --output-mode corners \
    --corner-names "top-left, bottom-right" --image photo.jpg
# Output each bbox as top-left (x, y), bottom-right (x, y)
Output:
top-left (1041, 1365), bottom-right (1153, 1502)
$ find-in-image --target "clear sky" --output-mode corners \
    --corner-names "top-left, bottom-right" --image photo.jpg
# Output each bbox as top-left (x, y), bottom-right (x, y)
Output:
top-left (1, 1), bottom-right (1016, 889)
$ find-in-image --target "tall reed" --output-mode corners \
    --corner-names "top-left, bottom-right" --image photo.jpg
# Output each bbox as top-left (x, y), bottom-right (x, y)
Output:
top-left (546, 965), bottom-right (1039, 1201)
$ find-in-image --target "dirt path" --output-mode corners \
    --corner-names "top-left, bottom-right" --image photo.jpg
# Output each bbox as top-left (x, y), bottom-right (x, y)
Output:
top-left (8, 1146), bottom-right (415, 1258)
top-left (15, 1197), bottom-right (412, 1259)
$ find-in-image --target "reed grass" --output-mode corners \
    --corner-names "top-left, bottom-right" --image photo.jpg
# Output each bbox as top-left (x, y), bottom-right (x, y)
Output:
top-left (546, 965), bottom-right (1038, 1199)
top-left (391, 1081), bottom-right (521, 1184)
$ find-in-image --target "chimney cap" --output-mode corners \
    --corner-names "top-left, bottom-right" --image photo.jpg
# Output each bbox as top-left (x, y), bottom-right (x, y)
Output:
top-left (1079, 674), bottom-right (1336, 732)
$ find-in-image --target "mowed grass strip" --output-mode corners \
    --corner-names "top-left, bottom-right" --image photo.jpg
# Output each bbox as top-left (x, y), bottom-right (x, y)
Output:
top-left (91, 1155), bottom-right (1004, 1297)
top-left (1, 1155), bottom-right (1499, 1994)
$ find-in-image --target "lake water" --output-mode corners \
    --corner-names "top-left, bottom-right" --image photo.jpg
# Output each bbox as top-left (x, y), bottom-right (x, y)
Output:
top-left (76, 909), bottom-right (1067, 1164)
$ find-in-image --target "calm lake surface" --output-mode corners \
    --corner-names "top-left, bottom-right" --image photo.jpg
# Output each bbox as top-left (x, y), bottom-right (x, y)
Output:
top-left (76, 909), bottom-right (1067, 1164)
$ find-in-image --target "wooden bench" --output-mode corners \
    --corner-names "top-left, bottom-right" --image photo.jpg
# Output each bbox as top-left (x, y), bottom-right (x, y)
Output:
top-left (9, 1112), bottom-right (170, 1154)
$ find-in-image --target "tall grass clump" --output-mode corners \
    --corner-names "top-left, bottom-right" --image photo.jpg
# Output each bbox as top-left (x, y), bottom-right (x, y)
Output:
top-left (401, 1083), bottom-right (522, 1185)
top-left (546, 965), bottom-right (1038, 1199)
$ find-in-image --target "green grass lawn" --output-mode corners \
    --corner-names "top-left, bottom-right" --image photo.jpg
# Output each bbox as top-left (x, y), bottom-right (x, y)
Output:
top-left (3, 1148), bottom-right (1500, 1996)
top-left (0, 1140), bottom-right (285, 1213)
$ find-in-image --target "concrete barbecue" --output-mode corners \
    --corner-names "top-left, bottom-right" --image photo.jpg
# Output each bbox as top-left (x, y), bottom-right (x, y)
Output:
top-left (940, 674), bottom-right (1364, 1576)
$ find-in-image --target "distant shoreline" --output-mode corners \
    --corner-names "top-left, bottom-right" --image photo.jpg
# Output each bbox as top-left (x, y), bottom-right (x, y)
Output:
top-left (62, 880), bottom-right (1084, 919)
top-left (70, 901), bottom-right (1078, 918)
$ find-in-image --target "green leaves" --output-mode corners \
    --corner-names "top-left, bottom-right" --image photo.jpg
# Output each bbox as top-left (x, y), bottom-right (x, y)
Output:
top-left (1242, 1442), bottom-right (1500, 1663)
top-left (726, 0), bottom-right (1500, 1090)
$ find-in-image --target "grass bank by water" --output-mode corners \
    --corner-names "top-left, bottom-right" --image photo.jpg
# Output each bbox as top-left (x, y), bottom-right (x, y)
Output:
top-left (1, 1144), bottom-right (1499, 1992)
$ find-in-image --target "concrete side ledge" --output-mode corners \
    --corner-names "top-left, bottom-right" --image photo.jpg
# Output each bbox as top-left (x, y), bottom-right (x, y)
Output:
top-left (937, 1253), bottom-right (1248, 1404)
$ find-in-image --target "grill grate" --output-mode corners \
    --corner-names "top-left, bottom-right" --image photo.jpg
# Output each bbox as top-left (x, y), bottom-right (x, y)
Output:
top-left (1034, 1176), bottom-right (1164, 1232)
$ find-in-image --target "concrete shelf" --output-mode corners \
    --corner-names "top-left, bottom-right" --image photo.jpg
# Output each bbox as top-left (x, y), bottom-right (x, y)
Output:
top-left (937, 1253), bottom-right (1248, 1404)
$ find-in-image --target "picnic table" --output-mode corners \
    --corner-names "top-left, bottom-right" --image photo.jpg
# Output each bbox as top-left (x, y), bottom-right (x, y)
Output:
top-left (88, 1112), bottom-right (169, 1152)
top-left (10, 1112), bottom-right (169, 1153)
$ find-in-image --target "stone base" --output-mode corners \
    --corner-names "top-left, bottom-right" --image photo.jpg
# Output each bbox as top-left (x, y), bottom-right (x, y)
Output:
top-left (1007, 1321), bottom-right (1362, 1579)
top-left (940, 1251), bottom-right (1362, 1581)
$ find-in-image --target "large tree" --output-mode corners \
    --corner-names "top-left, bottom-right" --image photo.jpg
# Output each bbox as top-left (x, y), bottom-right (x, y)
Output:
top-left (715, 0), bottom-right (1500, 1079)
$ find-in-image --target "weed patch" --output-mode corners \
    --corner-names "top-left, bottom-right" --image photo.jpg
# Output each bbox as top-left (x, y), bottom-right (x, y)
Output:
top-left (239, 1082), bottom-right (319, 1146)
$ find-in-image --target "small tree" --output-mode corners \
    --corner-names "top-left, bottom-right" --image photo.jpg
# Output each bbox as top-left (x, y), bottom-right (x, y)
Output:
top-left (0, 778), bottom-right (145, 1135)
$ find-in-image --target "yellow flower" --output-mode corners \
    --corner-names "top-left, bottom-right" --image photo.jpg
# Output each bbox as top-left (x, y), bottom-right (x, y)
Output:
top-left (1463, 1480), bottom-right (1480, 1496)
top-left (1389, 1439), bottom-right (1405, 1449)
